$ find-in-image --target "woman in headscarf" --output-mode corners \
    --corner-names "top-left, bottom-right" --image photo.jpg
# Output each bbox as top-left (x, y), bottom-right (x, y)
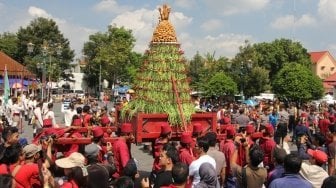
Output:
top-left (195, 162), bottom-right (219, 188)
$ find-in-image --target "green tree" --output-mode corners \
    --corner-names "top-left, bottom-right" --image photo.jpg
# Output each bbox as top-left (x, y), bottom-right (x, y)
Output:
top-left (254, 38), bottom-right (311, 80)
top-left (244, 66), bottom-right (271, 97)
top-left (188, 51), bottom-right (204, 89)
top-left (199, 72), bottom-right (238, 97)
top-left (231, 40), bottom-right (259, 97)
top-left (16, 17), bottom-right (74, 81)
top-left (83, 25), bottom-right (140, 89)
top-left (0, 32), bottom-right (18, 59)
top-left (272, 63), bottom-right (323, 102)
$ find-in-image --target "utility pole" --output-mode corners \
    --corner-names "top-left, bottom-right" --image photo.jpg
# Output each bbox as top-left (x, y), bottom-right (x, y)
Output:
top-left (98, 63), bottom-right (101, 92)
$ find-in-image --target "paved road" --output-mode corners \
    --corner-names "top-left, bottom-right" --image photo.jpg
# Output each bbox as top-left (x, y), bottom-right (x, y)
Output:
top-left (20, 102), bottom-right (154, 176)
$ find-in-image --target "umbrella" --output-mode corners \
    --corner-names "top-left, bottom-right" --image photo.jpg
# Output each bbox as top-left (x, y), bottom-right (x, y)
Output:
top-left (243, 99), bottom-right (257, 106)
top-left (117, 86), bottom-right (130, 94)
top-left (12, 82), bottom-right (23, 89)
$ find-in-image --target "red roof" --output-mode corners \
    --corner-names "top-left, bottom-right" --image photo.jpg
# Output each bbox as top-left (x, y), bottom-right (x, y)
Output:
top-left (0, 51), bottom-right (35, 77)
top-left (323, 82), bottom-right (334, 89)
top-left (309, 51), bottom-right (328, 64)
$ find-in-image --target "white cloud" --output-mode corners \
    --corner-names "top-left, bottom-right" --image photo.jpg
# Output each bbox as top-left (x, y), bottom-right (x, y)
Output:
top-left (110, 6), bottom-right (248, 58)
top-left (93, 0), bottom-right (131, 14)
top-left (181, 33), bottom-right (253, 58)
top-left (111, 8), bottom-right (192, 54)
top-left (203, 0), bottom-right (270, 15)
top-left (28, 6), bottom-right (52, 18)
top-left (270, 14), bottom-right (316, 29)
top-left (200, 19), bottom-right (222, 31)
top-left (25, 6), bottom-right (97, 58)
top-left (318, 0), bottom-right (336, 22)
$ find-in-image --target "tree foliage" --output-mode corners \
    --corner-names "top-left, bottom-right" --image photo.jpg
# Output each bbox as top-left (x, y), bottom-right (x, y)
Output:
top-left (199, 72), bottom-right (238, 97)
top-left (272, 63), bottom-right (323, 102)
top-left (244, 66), bottom-right (271, 97)
top-left (0, 32), bottom-right (18, 59)
top-left (82, 25), bottom-right (141, 89)
top-left (254, 38), bottom-right (311, 80)
top-left (16, 17), bottom-right (74, 81)
top-left (188, 51), bottom-right (204, 88)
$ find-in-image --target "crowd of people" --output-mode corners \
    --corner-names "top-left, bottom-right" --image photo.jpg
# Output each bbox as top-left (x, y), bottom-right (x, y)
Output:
top-left (1, 92), bottom-right (336, 188)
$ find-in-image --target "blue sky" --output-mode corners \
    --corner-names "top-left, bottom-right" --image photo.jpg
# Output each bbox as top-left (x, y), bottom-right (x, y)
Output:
top-left (0, 0), bottom-right (336, 60)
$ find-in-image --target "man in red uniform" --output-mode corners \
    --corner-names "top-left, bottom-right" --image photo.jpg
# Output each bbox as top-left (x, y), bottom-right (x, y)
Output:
top-left (113, 123), bottom-right (134, 178)
top-left (178, 132), bottom-right (194, 166)
top-left (192, 123), bottom-right (203, 139)
top-left (152, 123), bottom-right (172, 174)
top-left (82, 105), bottom-right (92, 127)
top-left (319, 112), bottom-right (331, 137)
top-left (219, 125), bottom-right (236, 188)
top-left (100, 107), bottom-right (110, 127)
top-left (259, 124), bottom-right (276, 171)
top-left (192, 123), bottom-right (203, 158)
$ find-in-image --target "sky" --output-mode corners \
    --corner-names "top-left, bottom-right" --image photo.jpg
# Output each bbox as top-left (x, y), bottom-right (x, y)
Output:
top-left (0, 0), bottom-right (336, 60)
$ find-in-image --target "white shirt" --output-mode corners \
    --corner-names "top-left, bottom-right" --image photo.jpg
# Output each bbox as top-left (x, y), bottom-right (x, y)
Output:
top-left (189, 154), bottom-right (216, 187)
top-left (300, 162), bottom-right (329, 188)
top-left (42, 102), bottom-right (49, 114)
top-left (28, 100), bottom-right (34, 110)
top-left (62, 109), bottom-right (77, 126)
top-left (34, 107), bottom-right (43, 127)
top-left (11, 103), bottom-right (24, 114)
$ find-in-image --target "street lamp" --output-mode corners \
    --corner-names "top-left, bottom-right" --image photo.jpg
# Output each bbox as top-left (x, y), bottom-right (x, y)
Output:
top-left (27, 40), bottom-right (62, 100)
top-left (240, 59), bottom-right (253, 100)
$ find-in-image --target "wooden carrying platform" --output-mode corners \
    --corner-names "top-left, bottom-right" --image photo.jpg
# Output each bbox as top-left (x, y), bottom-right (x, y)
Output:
top-left (131, 112), bottom-right (219, 143)
top-left (40, 112), bottom-right (228, 145)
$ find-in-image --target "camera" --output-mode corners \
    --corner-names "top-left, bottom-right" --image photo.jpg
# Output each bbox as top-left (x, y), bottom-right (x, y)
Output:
top-left (40, 134), bottom-right (57, 142)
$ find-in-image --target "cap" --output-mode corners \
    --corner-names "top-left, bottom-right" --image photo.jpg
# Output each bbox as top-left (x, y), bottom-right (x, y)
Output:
top-left (180, 132), bottom-right (193, 144)
top-left (23, 144), bottom-right (42, 158)
top-left (92, 126), bottom-right (104, 138)
top-left (19, 138), bottom-right (28, 147)
top-left (72, 119), bottom-right (82, 126)
top-left (161, 123), bottom-right (172, 134)
top-left (226, 126), bottom-right (236, 136)
top-left (55, 152), bottom-right (85, 168)
top-left (101, 116), bottom-right (110, 125)
top-left (301, 112), bottom-right (308, 118)
top-left (265, 124), bottom-right (274, 135)
top-left (307, 149), bottom-right (328, 164)
top-left (193, 123), bottom-right (203, 133)
top-left (121, 123), bottom-right (133, 133)
top-left (85, 143), bottom-right (100, 157)
top-left (251, 132), bottom-right (263, 140)
top-left (246, 124), bottom-right (255, 134)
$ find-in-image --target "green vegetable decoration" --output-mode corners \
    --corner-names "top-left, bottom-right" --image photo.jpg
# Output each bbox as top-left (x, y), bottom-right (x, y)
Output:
top-left (121, 4), bottom-right (195, 126)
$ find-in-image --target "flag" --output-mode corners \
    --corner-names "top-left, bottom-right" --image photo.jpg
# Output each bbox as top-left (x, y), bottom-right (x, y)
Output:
top-left (3, 65), bottom-right (10, 105)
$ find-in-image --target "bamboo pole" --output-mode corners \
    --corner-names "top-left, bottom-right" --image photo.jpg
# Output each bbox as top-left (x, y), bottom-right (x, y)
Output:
top-left (171, 75), bottom-right (187, 131)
